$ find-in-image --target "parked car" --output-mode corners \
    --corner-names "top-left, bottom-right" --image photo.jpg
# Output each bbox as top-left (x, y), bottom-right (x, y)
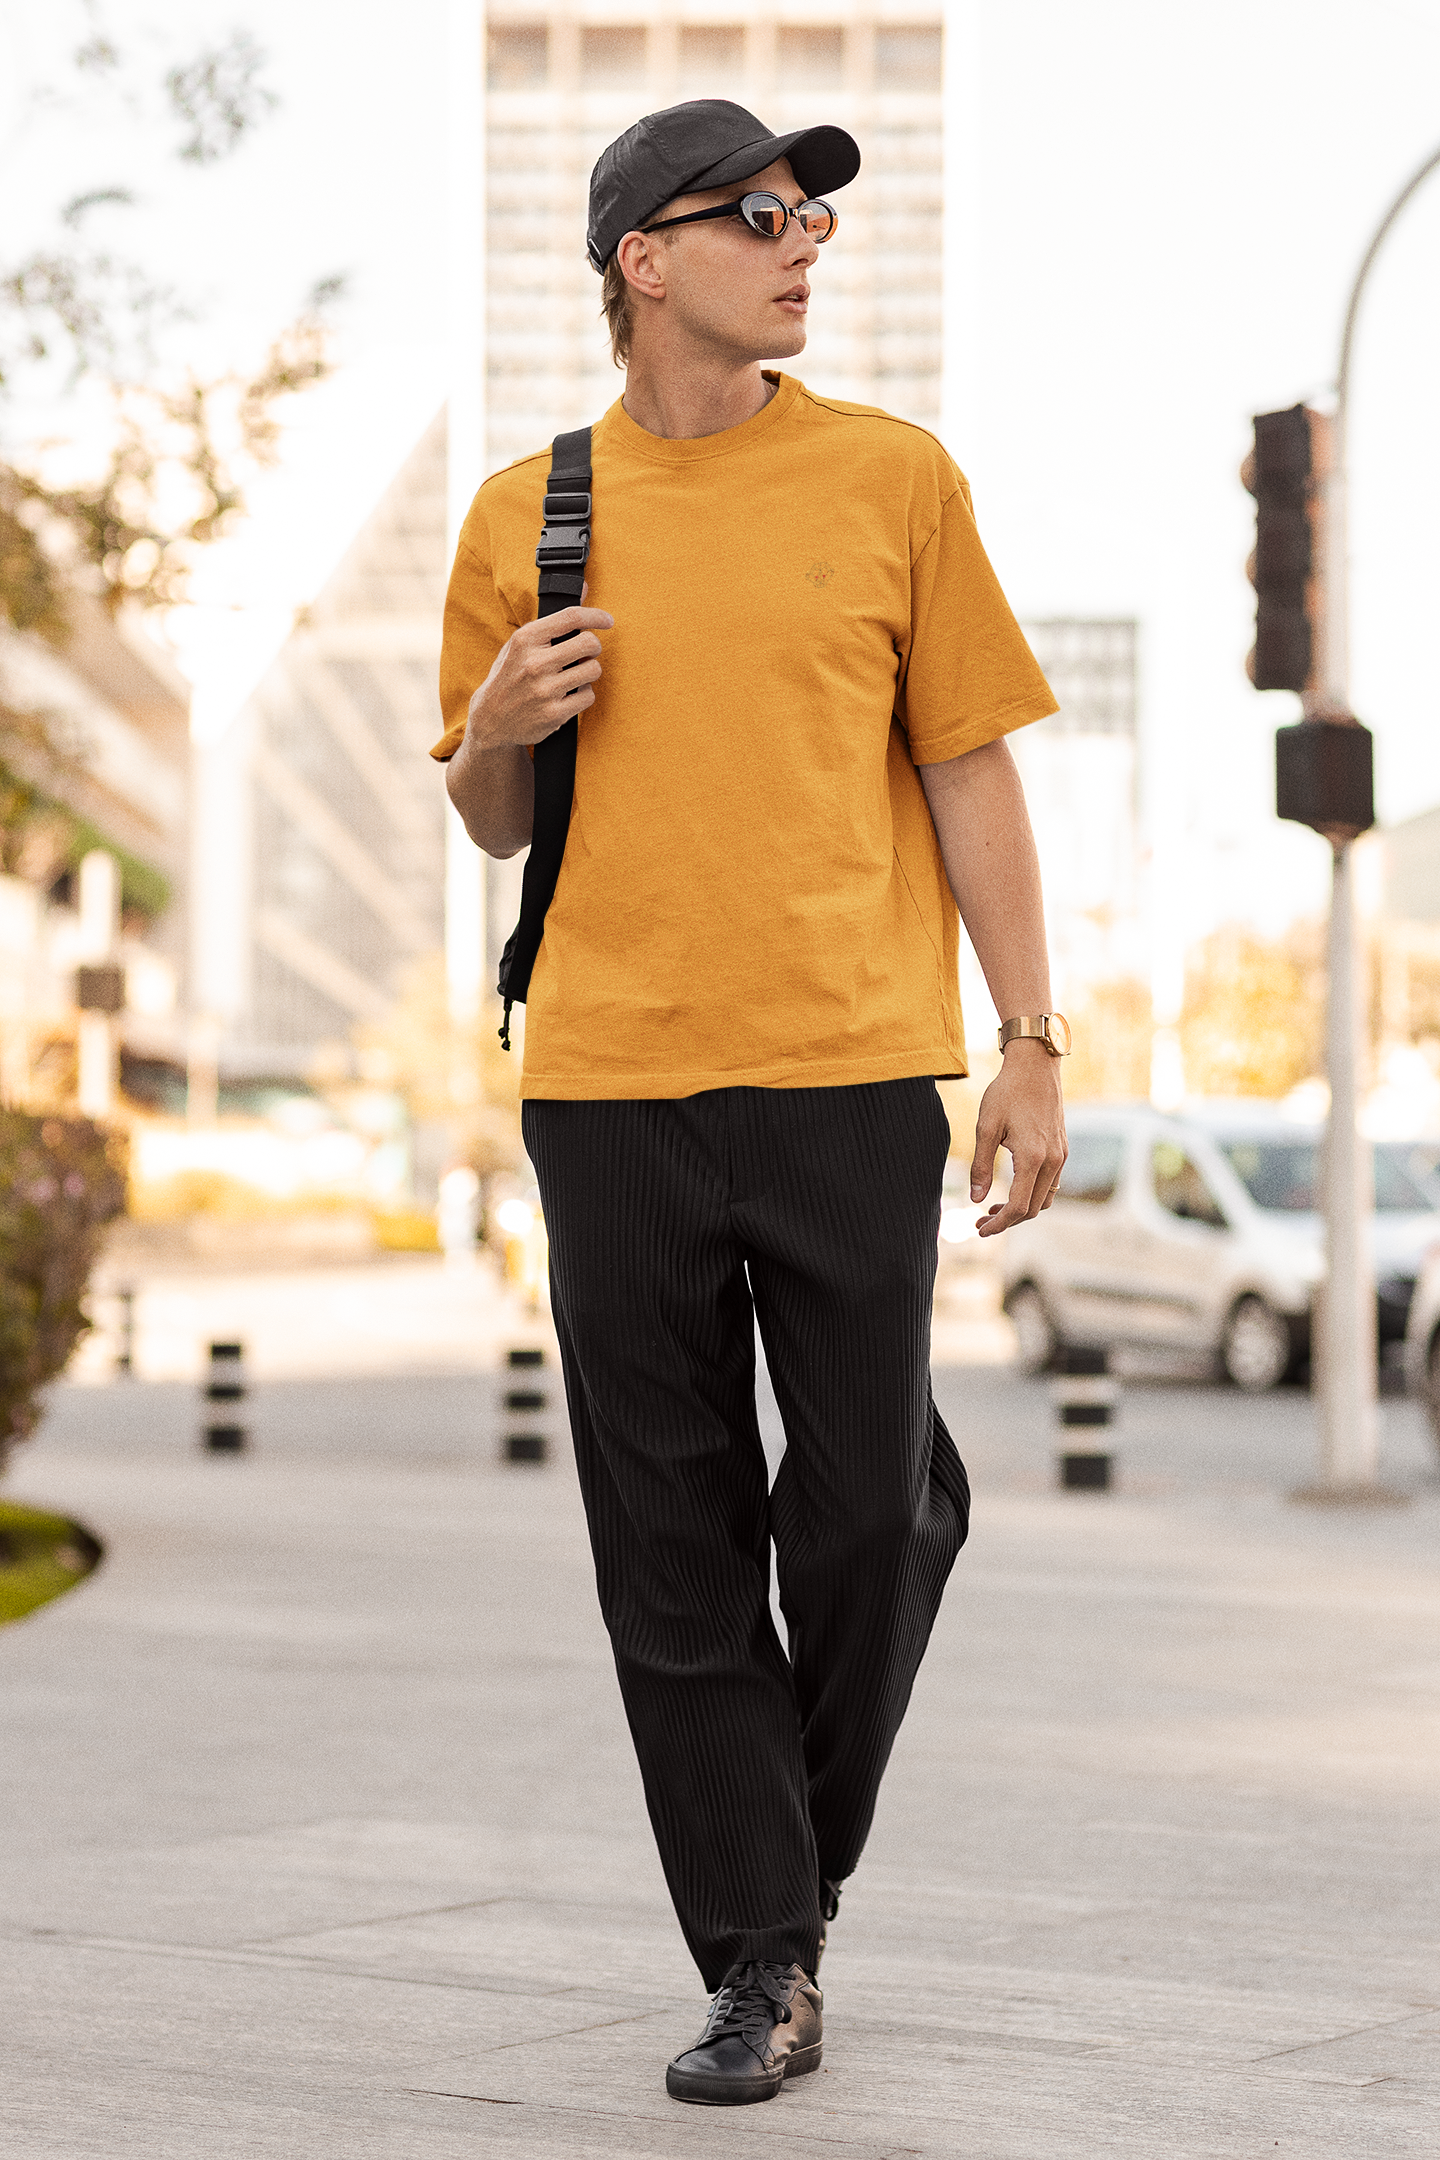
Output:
top-left (999, 1102), bottom-right (1440, 1391)
top-left (1404, 1245), bottom-right (1440, 1459)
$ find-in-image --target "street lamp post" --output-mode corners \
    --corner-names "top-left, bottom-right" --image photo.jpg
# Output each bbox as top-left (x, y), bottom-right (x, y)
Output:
top-left (1311, 140), bottom-right (1440, 1495)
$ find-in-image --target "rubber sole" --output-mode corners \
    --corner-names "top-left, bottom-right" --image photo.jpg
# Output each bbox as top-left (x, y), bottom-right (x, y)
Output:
top-left (666, 2041), bottom-right (823, 2106)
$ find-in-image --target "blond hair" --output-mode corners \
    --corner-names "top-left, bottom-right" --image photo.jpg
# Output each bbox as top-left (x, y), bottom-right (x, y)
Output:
top-left (600, 256), bottom-right (633, 369)
top-left (600, 215), bottom-right (681, 368)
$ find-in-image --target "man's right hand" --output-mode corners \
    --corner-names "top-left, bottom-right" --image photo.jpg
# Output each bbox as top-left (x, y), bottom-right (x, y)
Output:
top-left (466, 603), bottom-right (614, 751)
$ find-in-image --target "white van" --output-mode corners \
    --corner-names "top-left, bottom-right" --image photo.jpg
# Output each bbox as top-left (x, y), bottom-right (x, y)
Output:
top-left (999, 1103), bottom-right (1440, 1391)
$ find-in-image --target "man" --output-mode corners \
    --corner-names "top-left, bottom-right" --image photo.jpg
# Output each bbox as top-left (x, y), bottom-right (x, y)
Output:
top-left (435, 100), bottom-right (1068, 2107)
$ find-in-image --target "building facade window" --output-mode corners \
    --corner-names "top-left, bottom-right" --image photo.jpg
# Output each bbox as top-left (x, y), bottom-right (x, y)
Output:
top-left (488, 24), bottom-right (549, 89)
top-left (677, 25), bottom-right (746, 92)
top-left (581, 26), bottom-right (647, 86)
top-left (777, 26), bottom-right (844, 88)
top-left (875, 25), bottom-right (942, 87)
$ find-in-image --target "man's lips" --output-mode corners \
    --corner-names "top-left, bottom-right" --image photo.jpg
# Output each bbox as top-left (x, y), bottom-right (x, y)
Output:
top-left (775, 287), bottom-right (809, 310)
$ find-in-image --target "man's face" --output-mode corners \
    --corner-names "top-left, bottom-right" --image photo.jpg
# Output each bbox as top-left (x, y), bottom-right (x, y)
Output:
top-left (628, 156), bottom-right (820, 365)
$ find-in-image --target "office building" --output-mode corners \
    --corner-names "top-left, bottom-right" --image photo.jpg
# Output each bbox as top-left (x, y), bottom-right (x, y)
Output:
top-left (0, 597), bottom-right (189, 1102)
top-left (1010, 619), bottom-right (1143, 998)
top-left (485, 5), bottom-right (945, 464)
top-left (193, 414), bottom-right (448, 1074)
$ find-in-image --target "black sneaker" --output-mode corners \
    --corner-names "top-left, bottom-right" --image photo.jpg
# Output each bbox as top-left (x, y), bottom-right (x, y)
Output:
top-left (665, 1959), bottom-right (822, 2105)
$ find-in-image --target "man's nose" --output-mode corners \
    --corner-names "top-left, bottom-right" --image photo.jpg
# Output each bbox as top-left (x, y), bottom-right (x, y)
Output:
top-left (784, 219), bottom-right (820, 268)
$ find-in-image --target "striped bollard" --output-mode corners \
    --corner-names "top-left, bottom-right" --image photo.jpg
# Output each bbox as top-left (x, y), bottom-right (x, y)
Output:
top-left (203, 1341), bottom-right (249, 1453)
top-left (1053, 1345), bottom-right (1117, 1491)
top-left (502, 1347), bottom-right (549, 1463)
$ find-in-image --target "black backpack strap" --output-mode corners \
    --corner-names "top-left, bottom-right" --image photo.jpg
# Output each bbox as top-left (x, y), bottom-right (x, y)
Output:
top-left (495, 426), bottom-right (592, 1049)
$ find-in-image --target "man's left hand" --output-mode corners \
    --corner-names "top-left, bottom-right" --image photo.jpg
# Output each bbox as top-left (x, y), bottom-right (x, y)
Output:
top-left (969, 1041), bottom-right (1067, 1237)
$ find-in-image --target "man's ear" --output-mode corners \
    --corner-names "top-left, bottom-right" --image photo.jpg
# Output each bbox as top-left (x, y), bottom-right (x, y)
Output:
top-left (616, 229), bottom-right (666, 301)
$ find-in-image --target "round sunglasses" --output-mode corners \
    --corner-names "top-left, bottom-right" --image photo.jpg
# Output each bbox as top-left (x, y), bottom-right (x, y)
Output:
top-left (641, 191), bottom-right (839, 245)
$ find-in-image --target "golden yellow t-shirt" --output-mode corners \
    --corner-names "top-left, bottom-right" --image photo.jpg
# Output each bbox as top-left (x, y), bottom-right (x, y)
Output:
top-left (433, 374), bottom-right (1055, 1100)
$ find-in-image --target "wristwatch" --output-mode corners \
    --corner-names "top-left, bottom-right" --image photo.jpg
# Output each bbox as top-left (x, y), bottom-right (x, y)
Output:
top-left (997, 1013), bottom-right (1072, 1057)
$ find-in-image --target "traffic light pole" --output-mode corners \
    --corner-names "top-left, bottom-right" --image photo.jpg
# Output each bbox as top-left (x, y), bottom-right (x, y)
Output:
top-left (1310, 139), bottom-right (1440, 1496)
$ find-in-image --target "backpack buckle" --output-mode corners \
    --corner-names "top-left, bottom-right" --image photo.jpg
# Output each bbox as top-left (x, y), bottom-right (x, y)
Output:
top-left (542, 491), bottom-right (591, 523)
top-left (536, 523), bottom-right (590, 569)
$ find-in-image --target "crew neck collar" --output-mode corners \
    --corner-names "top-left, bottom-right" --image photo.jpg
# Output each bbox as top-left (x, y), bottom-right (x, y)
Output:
top-left (602, 372), bottom-right (801, 464)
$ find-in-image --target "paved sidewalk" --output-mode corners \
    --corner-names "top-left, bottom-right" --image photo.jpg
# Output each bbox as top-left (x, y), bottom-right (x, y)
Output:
top-left (3, 1361), bottom-right (1439, 2157)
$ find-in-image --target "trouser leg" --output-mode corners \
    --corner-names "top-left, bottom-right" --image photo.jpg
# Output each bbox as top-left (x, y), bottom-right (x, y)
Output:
top-left (523, 1081), bottom-right (968, 1988)
top-left (524, 1096), bottom-right (820, 1990)
top-left (735, 1080), bottom-right (970, 1886)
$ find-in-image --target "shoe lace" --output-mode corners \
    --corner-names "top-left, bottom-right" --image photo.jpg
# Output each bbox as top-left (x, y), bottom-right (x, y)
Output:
top-left (702, 1961), bottom-right (794, 2048)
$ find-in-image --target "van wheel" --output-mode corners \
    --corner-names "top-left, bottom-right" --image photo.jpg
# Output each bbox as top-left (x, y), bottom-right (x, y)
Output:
top-left (1007, 1283), bottom-right (1059, 1374)
top-left (1220, 1296), bottom-right (1292, 1392)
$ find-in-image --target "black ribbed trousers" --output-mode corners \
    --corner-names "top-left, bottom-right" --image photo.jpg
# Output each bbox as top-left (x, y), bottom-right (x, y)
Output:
top-left (522, 1079), bottom-right (969, 1990)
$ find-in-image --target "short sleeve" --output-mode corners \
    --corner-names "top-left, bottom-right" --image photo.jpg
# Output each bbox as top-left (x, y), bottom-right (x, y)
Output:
top-left (430, 505), bottom-right (521, 762)
top-left (899, 480), bottom-right (1057, 765)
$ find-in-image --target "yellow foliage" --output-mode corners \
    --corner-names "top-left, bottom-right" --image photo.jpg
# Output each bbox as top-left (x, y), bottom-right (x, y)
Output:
top-left (1061, 977), bottom-right (1153, 1101)
top-left (1180, 923), bottom-right (1324, 1099)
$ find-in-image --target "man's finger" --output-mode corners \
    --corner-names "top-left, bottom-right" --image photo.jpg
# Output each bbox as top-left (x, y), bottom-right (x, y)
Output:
top-left (523, 603), bottom-right (613, 640)
top-left (970, 1115), bottom-right (1002, 1200)
top-left (1006, 1148), bottom-right (1047, 1222)
top-left (975, 1142), bottom-right (1051, 1235)
top-left (977, 1195), bottom-right (1027, 1236)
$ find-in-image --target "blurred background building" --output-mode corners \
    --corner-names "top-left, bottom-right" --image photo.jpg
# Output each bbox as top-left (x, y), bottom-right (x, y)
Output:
top-left (191, 414), bottom-right (448, 1080)
top-left (485, 3), bottom-right (944, 462)
top-left (0, 595), bottom-right (189, 1104)
top-left (1370, 804), bottom-right (1440, 1133)
top-left (1011, 619), bottom-right (1141, 1003)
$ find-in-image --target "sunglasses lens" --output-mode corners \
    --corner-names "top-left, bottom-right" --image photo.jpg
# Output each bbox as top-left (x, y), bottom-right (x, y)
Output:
top-left (797, 201), bottom-right (837, 242)
top-left (744, 194), bottom-right (789, 237)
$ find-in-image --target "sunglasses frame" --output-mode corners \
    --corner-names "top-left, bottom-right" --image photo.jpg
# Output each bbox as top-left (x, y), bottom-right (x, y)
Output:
top-left (640, 190), bottom-right (838, 245)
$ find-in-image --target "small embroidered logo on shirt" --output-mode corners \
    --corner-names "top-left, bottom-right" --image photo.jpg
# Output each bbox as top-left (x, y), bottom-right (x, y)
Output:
top-left (804, 561), bottom-right (837, 590)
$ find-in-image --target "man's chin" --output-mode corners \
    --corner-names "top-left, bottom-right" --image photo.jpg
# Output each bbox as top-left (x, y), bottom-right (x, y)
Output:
top-left (760, 324), bottom-right (808, 363)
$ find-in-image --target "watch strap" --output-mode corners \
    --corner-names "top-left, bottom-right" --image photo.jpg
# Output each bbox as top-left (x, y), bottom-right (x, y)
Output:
top-left (998, 1013), bottom-right (1070, 1056)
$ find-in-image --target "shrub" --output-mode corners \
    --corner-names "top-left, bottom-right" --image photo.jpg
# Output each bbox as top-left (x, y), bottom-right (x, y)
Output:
top-left (0, 1112), bottom-right (127, 1460)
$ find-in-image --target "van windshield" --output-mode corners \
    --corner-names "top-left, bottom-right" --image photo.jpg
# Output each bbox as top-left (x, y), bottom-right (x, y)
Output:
top-left (1057, 1132), bottom-right (1125, 1204)
top-left (1374, 1144), bottom-right (1438, 1213)
top-left (1220, 1138), bottom-right (1439, 1214)
top-left (1219, 1141), bottom-right (1317, 1211)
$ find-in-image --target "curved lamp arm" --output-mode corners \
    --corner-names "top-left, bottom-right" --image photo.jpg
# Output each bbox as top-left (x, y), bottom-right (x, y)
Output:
top-left (1323, 139), bottom-right (1440, 710)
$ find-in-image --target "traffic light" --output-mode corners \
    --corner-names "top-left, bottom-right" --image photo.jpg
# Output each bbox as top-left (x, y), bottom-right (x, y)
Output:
top-left (1242, 404), bottom-right (1328, 695)
top-left (1242, 404), bottom-right (1374, 840)
top-left (1275, 718), bottom-right (1373, 839)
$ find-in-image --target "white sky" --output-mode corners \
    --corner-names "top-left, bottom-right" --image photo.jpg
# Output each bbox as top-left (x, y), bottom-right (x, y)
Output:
top-left (5, 0), bottom-right (1440, 961)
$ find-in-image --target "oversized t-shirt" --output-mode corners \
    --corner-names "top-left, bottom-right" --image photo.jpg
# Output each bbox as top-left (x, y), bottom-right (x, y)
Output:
top-left (433, 373), bottom-right (1055, 1100)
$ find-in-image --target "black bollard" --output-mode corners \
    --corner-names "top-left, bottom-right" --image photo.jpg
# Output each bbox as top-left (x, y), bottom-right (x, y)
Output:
top-left (502, 1346), bottom-right (549, 1463)
top-left (1054, 1345), bottom-right (1116, 1491)
top-left (115, 1285), bottom-right (136, 1377)
top-left (203, 1341), bottom-right (248, 1452)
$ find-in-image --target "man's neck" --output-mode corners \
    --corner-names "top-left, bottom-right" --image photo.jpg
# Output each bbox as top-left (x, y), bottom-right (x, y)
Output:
top-left (621, 356), bottom-right (777, 441)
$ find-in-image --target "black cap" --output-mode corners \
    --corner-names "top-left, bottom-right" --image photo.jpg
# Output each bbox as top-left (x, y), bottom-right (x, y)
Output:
top-left (587, 99), bottom-right (861, 272)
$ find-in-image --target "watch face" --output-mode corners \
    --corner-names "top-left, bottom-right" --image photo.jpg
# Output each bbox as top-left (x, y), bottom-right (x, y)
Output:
top-left (1046, 1013), bottom-right (1073, 1056)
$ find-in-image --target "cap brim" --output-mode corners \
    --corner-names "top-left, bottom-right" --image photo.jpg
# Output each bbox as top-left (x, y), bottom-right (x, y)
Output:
top-left (685, 122), bottom-right (861, 202)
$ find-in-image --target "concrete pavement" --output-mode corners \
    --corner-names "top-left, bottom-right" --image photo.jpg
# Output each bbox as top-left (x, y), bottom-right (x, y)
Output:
top-left (3, 1355), bottom-right (1439, 2157)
